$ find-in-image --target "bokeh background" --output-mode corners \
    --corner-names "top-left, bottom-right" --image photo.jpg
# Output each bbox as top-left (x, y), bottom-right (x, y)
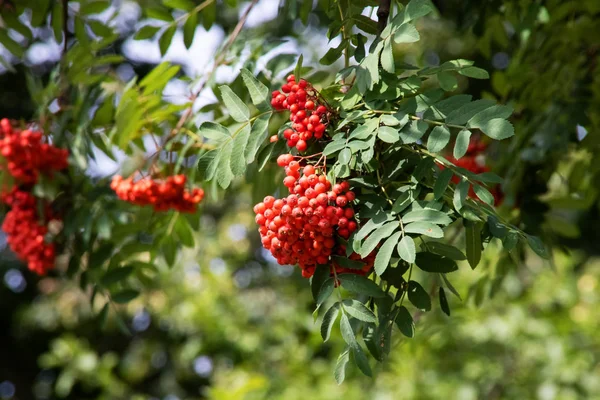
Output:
top-left (1, 1), bottom-right (599, 399)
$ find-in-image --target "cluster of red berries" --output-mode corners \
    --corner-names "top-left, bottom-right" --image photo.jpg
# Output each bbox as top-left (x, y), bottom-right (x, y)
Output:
top-left (270, 74), bottom-right (329, 152)
top-left (111, 174), bottom-right (204, 213)
top-left (446, 137), bottom-right (504, 205)
top-left (253, 154), bottom-right (374, 278)
top-left (1, 188), bottom-right (58, 275)
top-left (0, 119), bottom-right (68, 183)
top-left (0, 118), bottom-right (68, 275)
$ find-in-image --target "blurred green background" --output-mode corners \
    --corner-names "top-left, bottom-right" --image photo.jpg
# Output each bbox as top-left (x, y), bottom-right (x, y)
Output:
top-left (1, 1), bottom-right (599, 399)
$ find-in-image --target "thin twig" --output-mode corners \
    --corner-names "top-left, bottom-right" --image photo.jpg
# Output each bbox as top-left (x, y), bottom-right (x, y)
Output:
top-left (152, 0), bottom-right (259, 166)
top-left (377, 0), bottom-right (392, 34)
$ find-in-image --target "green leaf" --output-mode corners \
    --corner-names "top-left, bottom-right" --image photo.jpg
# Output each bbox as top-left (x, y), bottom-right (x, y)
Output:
top-left (80, 1), bottom-right (112, 15)
top-left (439, 287), bottom-right (450, 316)
top-left (199, 121), bottom-right (231, 142)
top-left (446, 99), bottom-right (495, 125)
top-left (399, 120), bottom-right (428, 144)
top-left (163, 0), bottom-right (195, 11)
top-left (311, 265), bottom-right (331, 301)
top-left (402, 209), bottom-right (452, 225)
top-left (351, 344), bottom-right (372, 377)
top-left (134, 25), bottom-right (161, 40)
top-left (478, 118), bottom-right (515, 140)
top-left (473, 184), bottom-right (494, 205)
top-left (404, 0), bottom-right (434, 22)
top-left (397, 236), bottom-right (416, 263)
top-left (294, 53), bottom-right (303, 80)
top-left (111, 289), bottom-right (140, 304)
top-left (465, 221), bottom-right (483, 269)
top-left (101, 266), bottom-right (135, 286)
top-left (453, 180), bottom-right (469, 212)
top-left (392, 187), bottom-right (419, 214)
top-left (433, 168), bottom-right (454, 200)
top-left (183, 11), bottom-right (197, 48)
top-left (338, 274), bottom-right (386, 297)
top-left (31, 0), bottom-right (51, 27)
top-left (174, 216), bottom-right (195, 247)
top-left (323, 139), bottom-right (347, 156)
top-left (340, 313), bottom-right (356, 345)
top-left (440, 273), bottom-right (462, 300)
top-left (374, 231), bottom-right (402, 276)
top-left (321, 302), bottom-right (340, 341)
top-left (526, 234), bottom-right (550, 259)
top-left (476, 172), bottom-right (504, 184)
top-left (458, 66), bottom-right (489, 79)
top-left (408, 281), bottom-right (431, 311)
top-left (415, 252), bottom-right (458, 273)
top-left (395, 306), bottom-right (414, 337)
top-left (437, 71), bottom-right (457, 91)
top-left (359, 221), bottom-right (399, 257)
top-left (334, 349), bottom-right (350, 384)
top-left (427, 242), bottom-right (466, 260)
top-left (380, 40), bottom-right (395, 73)
top-left (427, 125), bottom-right (450, 153)
top-left (51, 1), bottom-right (63, 43)
top-left (240, 68), bottom-right (269, 109)
top-left (502, 231), bottom-right (519, 251)
top-left (468, 105), bottom-right (513, 128)
top-left (316, 278), bottom-right (334, 306)
top-left (230, 123), bottom-right (251, 176)
top-left (354, 215), bottom-right (393, 244)
top-left (394, 23), bottom-right (420, 43)
top-left (159, 25), bottom-right (176, 56)
top-left (216, 143), bottom-right (234, 188)
top-left (339, 148), bottom-right (352, 164)
top-left (331, 255), bottom-right (365, 270)
top-left (453, 129), bottom-right (471, 159)
top-left (404, 222), bottom-right (444, 238)
top-left (245, 112), bottom-right (271, 163)
top-left (343, 300), bottom-right (377, 323)
top-left (378, 126), bottom-right (400, 143)
top-left (220, 85), bottom-right (250, 122)
top-left (0, 29), bottom-right (23, 58)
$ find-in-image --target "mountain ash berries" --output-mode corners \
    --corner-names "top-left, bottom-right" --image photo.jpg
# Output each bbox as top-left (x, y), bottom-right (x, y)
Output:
top-left (111, 174), bottom-right (204, 213)
top-left (254, 154), bottom-right (374, 278)
top-left (0, 118), bottom-right (68, 275)
top-left (271, 74), bottom-right (330, 152)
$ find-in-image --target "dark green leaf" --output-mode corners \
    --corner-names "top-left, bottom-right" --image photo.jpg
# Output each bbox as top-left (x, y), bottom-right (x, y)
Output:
top-left (395, 306), bottom-right (414, 337)
top-left (338, 274), bottom-right (386, 297)
top-left (112, 289), bottom-right (140, 304)
top-left (159, 25), bottom-right (176, 56)
top-left (351, 344), bottom-right (372, 377)
top-left (437, 71), bottom-right (457, 91)
top-left (465, 221), bottom-right (483, 269)
top-left (408, 281), bottom-right (431, 311)
top-left (473, 184), bottom-right (494, 205)
top-left (446, 99), bottom-right (495, 125)
top-left (440, 273), bottom-right (462, 300)
top-left (502, 231), bottom-right (519, 251)
top-left (101, 266), bottom-right (135, 286)
top-left (427, 242), bottom-right (466, 260)
top-left (134, 25), bottom-right (161, 40)
top-left (183, 11), bottom-right (197, 48)
top-left (332, 255), bottom-right (365, 270)
top-left (433, 168), bottom-right (453, 200)
top-left (453, 180), bottom-right (469, 212)
top-left (415, 252), bottom-right (458, 273)
top-left (526, 234), bottom-right (550, 259)
top-left (439, 287), bottom-right (450, 316)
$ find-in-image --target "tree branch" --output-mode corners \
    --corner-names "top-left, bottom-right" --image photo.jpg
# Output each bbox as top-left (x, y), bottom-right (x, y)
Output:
top-left (377, 0), bottom-right (392, 34)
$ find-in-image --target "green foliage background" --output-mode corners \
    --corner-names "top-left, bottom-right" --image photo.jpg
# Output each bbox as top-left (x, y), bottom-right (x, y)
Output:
top-left (0, 0), bottom-right (599, 399)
